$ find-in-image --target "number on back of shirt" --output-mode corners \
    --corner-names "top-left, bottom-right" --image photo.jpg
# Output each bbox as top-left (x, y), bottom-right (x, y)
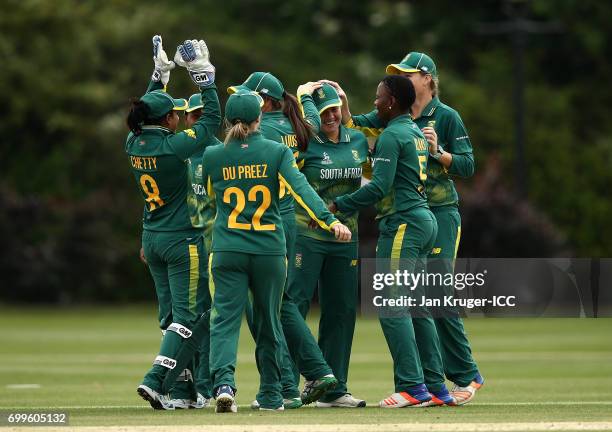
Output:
top-left (140, 174), bottom-right (165, 210)
top-left (223, 185), bottom-right (275, 231)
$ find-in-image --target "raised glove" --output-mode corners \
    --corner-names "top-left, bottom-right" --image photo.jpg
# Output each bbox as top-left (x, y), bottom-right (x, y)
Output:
top-left (151, 35), bottom-right (175, 86)
top-left (174, 39), bottom-right (215, 87)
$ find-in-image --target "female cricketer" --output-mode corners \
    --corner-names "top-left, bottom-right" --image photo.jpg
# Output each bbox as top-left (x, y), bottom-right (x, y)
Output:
top-left (166, 92), bottom-right (221, 409)
top-left (126, 37), bottom-right (219, 410)
top-left (227, 73), bottom-right (337, 409)
top-left (330, 75), bottom-right (440, 408)
top-left (287, 83), bottom-right (368, 408)
top-left (203, 90), bottom-right (351, 412)
top-left (344, 52), bottom-right (484, 405)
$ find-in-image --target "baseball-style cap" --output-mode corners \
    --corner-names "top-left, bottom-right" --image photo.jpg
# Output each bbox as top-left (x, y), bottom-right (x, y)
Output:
top-left (141, 90), bottom-right (188, 118)
top-left (312, 83), bottom-right (342, 114)
top-left (227, 72), bottom-right (285, 100)
top-left (386, 52), bottom-right (437, 77)
top-left (186, 93), bottom-right (203, 112)
top-left (225, 90), bottom-right (264, 123)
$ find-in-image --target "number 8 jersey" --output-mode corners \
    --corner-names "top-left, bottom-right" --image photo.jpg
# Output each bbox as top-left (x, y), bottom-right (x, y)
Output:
top-left (202, 131), bottom-right (340, 255)
top-left (125, 85), bottom-right (221, 232)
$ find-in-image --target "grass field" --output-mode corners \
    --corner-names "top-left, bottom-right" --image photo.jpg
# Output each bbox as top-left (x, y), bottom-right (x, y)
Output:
top-left (1, 305), bottom-right (611, 431)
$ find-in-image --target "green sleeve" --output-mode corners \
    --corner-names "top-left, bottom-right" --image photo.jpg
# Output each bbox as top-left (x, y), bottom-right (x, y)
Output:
top-left (298, 93), bottom-right (321, 134)
top-left (146, 80), bottom-right (164, 93)
top-left (335, 131), bottom-right (398, 212)
top-left (278, 146), bottom-right (338, 231)
top-left (347, 110), bottom-right (384, 137)
top-left (167, 84), bottom-right (221, 160)
top-left (352, 109), bottom-right (383, 128)
top-left (444, 111), bottom-right (474, 178)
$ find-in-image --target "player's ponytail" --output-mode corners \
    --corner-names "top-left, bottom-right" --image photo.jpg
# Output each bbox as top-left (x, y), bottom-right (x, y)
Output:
top-left (282, 91), bottom-right (312, 152)
top-left (126, 98), bottom-right (151, 136)
top-left (224, 119), bottom-right (251, 144)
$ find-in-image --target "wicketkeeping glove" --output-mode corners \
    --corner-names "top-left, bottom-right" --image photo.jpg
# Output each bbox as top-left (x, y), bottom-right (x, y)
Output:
top-left (174, 39), bottom-right (215, 87)
top-left (151, 35), bottom-right (175, 86)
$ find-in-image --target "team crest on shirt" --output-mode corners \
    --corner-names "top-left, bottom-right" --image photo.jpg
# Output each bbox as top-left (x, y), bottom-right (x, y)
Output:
top-left (352, 150), bottom-right (360, 162)
top-left (295, 253), bottom-right (302, 268)
top-left (427, 120), bottom-right (436, 128)
top-left (321, 152), bottom-right (333, 165)
top-left (184, 128), bottom-right (196, 139)
top-left (195, 164), bottom-right (202, 178)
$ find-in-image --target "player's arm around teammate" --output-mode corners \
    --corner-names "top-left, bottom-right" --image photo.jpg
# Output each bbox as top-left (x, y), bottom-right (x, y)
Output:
top-left (126, 37), bottom-right (220, 410)
top-left (202, 90), bottom-right (350, 413)
top-left (331, 75), bottom-right (443, 408)
top-left (285, 83), bottom-right (369, 408)
top-left (331, 53), bottom-right (481, 405)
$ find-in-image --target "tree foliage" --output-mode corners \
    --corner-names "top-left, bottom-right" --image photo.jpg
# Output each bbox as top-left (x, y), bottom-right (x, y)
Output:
top-left (1, 0), bottom-right (610, 301)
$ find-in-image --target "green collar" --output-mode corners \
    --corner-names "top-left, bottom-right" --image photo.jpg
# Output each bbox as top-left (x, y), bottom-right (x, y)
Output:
top-left (314, 124), bottom-right (351, 144)
top-left (415, 97), bottom-right (440, 119)
top-left (387, 113), bottom-right (413, 127)
top-left (141, 125), bottom-right (173, 134)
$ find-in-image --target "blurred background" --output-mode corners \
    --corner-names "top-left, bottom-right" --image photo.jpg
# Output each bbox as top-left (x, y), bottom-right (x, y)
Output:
top-left (1, 0), bottom-right (611, 304)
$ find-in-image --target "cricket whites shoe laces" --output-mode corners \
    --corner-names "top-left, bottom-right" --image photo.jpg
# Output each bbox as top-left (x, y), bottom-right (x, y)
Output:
top-left (379, 384), bottom-right (432, 408)
top-left (451, 373), bottom-right (485, 405)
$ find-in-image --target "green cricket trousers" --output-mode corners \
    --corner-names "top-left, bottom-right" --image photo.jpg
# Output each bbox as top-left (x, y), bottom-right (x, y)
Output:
top-left (288, 237), bottom-right (358, 402)
top-left (141, 229), bottom-right (208, 393)
top-left (209, 252), bottom-right (285, 409)
top-left (376, 208), bottom-right (446, 392)
top-left (428, 204), bottom-right (480, 387)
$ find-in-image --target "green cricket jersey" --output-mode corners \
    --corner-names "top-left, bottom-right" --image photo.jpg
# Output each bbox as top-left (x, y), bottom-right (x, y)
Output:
top-left (349, 97), bottom-right (474, 206)
top-left (260, 93), bottom-right (321, 215)
top-left (335, 114), bottom-right (428, 219)
top-left (187, 144), bottom-right (220, 249)
top-left (202, 132), bottom-right (339, 255)
top-left (125, 84), bottom-right (221, 232)
top-left (295, 126), bottom-right (369, 242)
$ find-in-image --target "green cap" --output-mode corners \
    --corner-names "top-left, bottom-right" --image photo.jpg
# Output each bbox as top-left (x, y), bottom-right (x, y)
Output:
top-left (140, 90), bottom-right (188, 118)
top-left (227, 72), bottom-right (285, 100)
top-left (386, 52), bottom-right (437, 77)
top-left (312, 83), bottom-right (342, 114)
top-left (186, 93), bottom-right (203, 112)
top-left (225, 90), bottom-right (264, 123)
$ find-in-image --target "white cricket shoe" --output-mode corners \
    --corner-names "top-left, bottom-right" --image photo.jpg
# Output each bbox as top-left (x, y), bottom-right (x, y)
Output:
top-left (137, 384), bottom-right (175, 410)
top-left (316, 393), bottom-right (366, 408)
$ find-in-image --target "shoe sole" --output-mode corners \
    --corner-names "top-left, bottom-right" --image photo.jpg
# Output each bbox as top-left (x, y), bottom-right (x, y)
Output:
top-left (301, 378), bottom-right (338, 405)
top-left (215, 395), bottom-right (235, 413)
top-left (137, 386), bottom-right (173, 410)
top-left (316, 400), bottom-right (366, 408)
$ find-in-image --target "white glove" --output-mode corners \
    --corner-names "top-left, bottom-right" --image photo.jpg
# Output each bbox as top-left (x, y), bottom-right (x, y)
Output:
top-left (151, 35), bottom-right (175, 86)
top-left (174, 39), bottom-right (215, 87)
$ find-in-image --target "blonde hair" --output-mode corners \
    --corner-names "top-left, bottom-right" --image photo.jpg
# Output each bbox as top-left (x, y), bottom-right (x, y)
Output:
top-left (223, 119), bottom-right (251, 144)
top-left (430, 75), bottom-right (439, 97)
